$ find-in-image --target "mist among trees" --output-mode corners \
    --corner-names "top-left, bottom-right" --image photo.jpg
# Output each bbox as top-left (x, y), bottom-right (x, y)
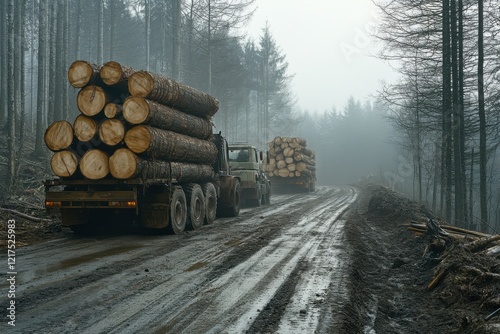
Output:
top-left (0, 0), bottom-right (499, 232)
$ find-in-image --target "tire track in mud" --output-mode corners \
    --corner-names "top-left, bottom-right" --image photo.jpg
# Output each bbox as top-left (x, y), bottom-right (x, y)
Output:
top-left (1, 186), bottom-right (357, 333)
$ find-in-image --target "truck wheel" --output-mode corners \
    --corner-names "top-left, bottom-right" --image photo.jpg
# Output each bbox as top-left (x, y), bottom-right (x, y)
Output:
top-left (226, 179), bottom-right (241, 217)
top-left (184, 183), bottom-right (206, 230)
top-left (202, 182), bottom-right (217, 224)
top-left (263, 186), bottom-right (271, 205)
top-left (168, 187), bottom-right (187, 235)
top-left (251, 188), bottom-right (262, 207)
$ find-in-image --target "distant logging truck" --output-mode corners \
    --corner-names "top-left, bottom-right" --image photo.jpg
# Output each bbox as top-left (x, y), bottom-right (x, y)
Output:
top-left (265, 136), bottom-right (316, 193)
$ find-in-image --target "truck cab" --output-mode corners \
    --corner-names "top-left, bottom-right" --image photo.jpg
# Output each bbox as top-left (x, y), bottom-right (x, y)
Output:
top-left (228, 144), bottom-right (271, 206)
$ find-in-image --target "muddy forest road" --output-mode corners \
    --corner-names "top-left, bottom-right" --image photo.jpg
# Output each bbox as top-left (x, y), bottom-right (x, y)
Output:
top-left (3, 186), bottom-right (358, 334)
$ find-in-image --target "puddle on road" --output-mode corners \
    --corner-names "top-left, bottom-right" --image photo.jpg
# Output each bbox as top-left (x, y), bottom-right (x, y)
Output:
top-left (41, 244), bottom-right (143, 273)
top-left (186, 261), bottom-right (208, 272)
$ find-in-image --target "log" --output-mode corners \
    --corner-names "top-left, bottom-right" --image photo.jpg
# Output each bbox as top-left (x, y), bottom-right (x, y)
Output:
top-left (128, 71), bottom-right (219, 119)
top-left (301, 147), bottom-right (315, 158)
top-left (99, 118), bottom-right (126, 146)
top-left (73, 114), bottom-right (98, 142)
top-left (67, 60), bottom-right (101, 88)
top-left (0, 207), bottom-right (49, 223)
top-left (285, 157), bottom-right (294, 164)
top-left (122, 97), bottom-right (213, 139)
top-left (79, 149), bottom-right (109, 180)
top-left (466, 235), bottom-right (500, 253)
top-left (77, 85), bottom-right (108, 117)
top-left (283, 147), bottom-right (294, 157)
top-left (109, 148), bottom-right (216, 181)
top-left (277, 168), bottom-right (289, 177)
top-left (273, 137), bottom-right (282, 145)
top-left (99, 61), bottom-right (135, 87)
top-left (287, 163), bottom-right (296, 172)
top-left (276, 160), bottom-right (287, 169)
top-left (104, 103), bottom-right (123, 118)
top-left (50, 150), bottom-right (79, 178)
top-left (124, 125), bottom-right (218, 164)
top-left (44, 120), bottom-right (74, 152)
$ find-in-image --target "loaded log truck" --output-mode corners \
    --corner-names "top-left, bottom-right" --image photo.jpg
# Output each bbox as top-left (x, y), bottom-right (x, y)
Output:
top-left (44, 60), bottom-right (241, 234)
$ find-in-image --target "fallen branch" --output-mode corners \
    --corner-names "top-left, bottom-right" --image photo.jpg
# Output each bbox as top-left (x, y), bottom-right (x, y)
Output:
top-left (428, 268), bottom-right (447, 289)
top-left (466, 235), bottom-right (500, 253)
top-left (0, 208), bottom-right (49, 223)
top-left (485, 307), bottom-right (500, 321)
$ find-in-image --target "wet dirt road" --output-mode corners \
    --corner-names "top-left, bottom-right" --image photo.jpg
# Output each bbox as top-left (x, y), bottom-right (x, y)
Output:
top-left (1, 186), bottom-right (358, 333)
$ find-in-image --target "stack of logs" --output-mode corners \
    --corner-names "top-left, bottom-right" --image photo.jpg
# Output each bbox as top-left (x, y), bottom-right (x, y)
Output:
top-left (266, 136), bottom-right (316, 178)
top-left (44, 60), bottom-right (219, 181)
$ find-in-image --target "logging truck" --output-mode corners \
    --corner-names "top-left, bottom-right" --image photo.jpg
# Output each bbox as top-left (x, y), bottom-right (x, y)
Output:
top-left (44, 133), bottom-right (241, 234)
top-left (228, 144), bottom-right (271, 206)
top-left (267, 136), bottom-right (316, 193)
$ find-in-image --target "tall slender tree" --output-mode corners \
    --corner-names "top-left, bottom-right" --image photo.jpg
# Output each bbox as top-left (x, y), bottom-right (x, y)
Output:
top-left (478, 0), bottom-right (488, 229)
top-left (33, 0), bottom-right (48, 157)
top-left (7, 0), bottom-right (16, 190)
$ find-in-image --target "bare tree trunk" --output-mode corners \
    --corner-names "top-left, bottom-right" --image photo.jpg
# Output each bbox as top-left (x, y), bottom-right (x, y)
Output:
top-left (75, 0), bottom-right (81, 59)
top-left (33, 0), bottom-right (48, 157)
top-left (172, 0), bottom-right (181, 80)
top-left (145, 0), bottom-right (151, 71)
top-left (18, 0), bottom-right (26, 155)
top-left (109, 0), bottom-right (115, 60)
top-left (7, 0), bottom-right (16, 191)
top-left (458, 0), bottom-right (467, 226)
top-left (47, 0), bottom-right (57, 124)
top-left (451, 0), bottom-right (464, 226)
top-left (442, 0), bottom-right (452, 222)
top-left (0, 0), bottom-right (6, 126)
top-left (478, 0), bottom-right (488, 230)
top-left (97, 0), bottom-right (104, 65)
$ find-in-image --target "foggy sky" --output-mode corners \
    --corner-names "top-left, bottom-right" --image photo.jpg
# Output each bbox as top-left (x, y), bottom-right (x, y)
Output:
top-left (244, 0), bottom-right (400, 113)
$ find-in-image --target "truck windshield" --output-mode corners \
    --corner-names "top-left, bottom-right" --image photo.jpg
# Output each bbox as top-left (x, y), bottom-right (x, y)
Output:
top-left (229, 149), bottom-right (250, 162)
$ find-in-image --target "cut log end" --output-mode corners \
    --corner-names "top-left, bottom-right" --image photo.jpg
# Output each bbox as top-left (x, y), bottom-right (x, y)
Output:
top-left (50, 150), bottom-right (79, 177)
top-left (44, 121), bottom-right (74, 151)
top-left (104, 103), bottom-right (122, 118)
top-left (124, 125), bottom-right (151, 153)
top-left (99, 118), bottom-right (125, 146)
top-left (67, 60), bottom-right (97, 88)
top-left (109, 148), bottom-right (139, 179)
top-left (73, 115), bottom-right (98, 142)
top-left (80, 149), bottom-right (109, 180)
top-left (123, 96), bottom-right (149, 124)
top-left (128, 71), bottom-right (154, 97)
top-left (77, 85), bottom-right (107, 116)
top-left (99, 61), bottom-right (123, 86)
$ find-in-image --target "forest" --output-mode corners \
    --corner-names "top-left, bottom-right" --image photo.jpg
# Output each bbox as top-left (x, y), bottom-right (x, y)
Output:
top-left (0, 0), bottom-right (499, 232)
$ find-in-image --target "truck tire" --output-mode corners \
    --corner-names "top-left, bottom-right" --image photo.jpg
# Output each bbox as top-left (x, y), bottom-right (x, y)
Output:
top-left (202, 182), bottom-right (217, 224)
top-left (184, 183), bottom-right (206, 230)
top-left (263, 186), bottom-right (271, 205)
top-left (167, 187), bottom-right (187, 234)
top-left (226, 179), bottom-right (241, 217)
top-left (250, 188), bottom-right (261, 207)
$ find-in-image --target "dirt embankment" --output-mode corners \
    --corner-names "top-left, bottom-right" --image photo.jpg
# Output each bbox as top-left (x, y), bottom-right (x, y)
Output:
top-left (341, 184), bottom-right (500, 334)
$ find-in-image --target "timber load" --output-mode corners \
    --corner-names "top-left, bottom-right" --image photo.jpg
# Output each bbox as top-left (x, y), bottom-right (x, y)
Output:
top-left (266, 136), bottom-right (316, 179)
top-left (45, 60), bottom-right (220, 181)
